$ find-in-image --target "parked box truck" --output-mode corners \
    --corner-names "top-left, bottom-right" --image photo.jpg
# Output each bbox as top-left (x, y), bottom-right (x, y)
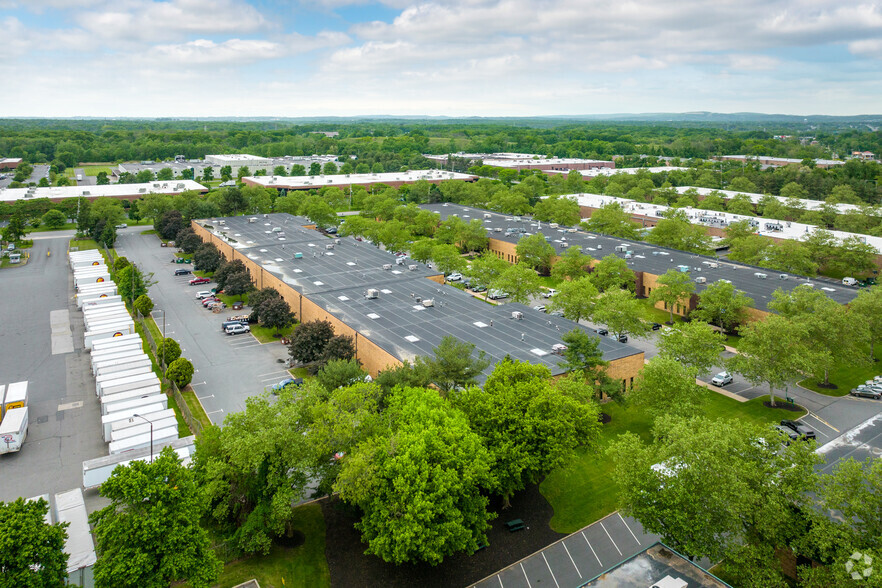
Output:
top-left (0, 406), bottom-right (29, 453)
top-left (101, 403), bottom-right (165, 442)
top-left (109, 426), bottom-right (179, 454)
top-left (3, 381), bottom-right (28, 418)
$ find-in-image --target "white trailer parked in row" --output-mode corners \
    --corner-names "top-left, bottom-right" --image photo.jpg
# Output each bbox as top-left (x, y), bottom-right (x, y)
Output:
top-left (109, 426), bottom-right (179, 455)
top-left (95, 369), bottom-right (154, 396)
top-left (83, 326), bottom-right (135, 350)
top-left (80, 294), bottom-right (123, 309)
top-left (101, 403), bottom-right (165, 442)
top-left (90, 334), bottom-right (141, 352)
top-left (100, 386), bottom-right (161, 416)
top-left (110, 415), bottom-right (178, 443)
top-left (83, 435), bottom-right (196, 489)
top-left (0, 406), bottom-right (29, 453)
top-left (90, 350), bottom-right (146, 372)
top-left (102, 393), bottom-right (167, 417)
top-left (95, 359), bottom-right (153, 378)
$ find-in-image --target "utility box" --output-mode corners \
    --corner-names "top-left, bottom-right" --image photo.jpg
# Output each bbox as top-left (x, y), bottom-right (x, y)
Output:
top-left (294, 252), bottom-right (303, 259)
top-left (512, 311), bottom-right (524, 320)
top-left (383, 264), bottom-right (392, 270)
top-left (754, 272), bottom-right (768, 279)
top-left (422, 299), bottom-right (435, 307)
top-left (366, 289), bottom-right (379, 299)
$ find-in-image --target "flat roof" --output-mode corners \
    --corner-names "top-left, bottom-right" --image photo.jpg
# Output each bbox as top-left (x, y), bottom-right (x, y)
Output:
top-left (673, 186), bottom-right (872, 216)
top-left (244, 170), bottom-right (477, 190)
top-left (205, 154), bottom-right (270, 162)
top-left (547, 166), bottom-right (690, 177)
top-left (198, 213), bottom-right (642, 379)
top-left (571, 193), bottom-right (882, 254)
top-left (718, 155), bottom-right (844, 166)
top-left (420, 203), bottom-right (860, 312)
top-left (0, 180), bottom-right (207, 203)
top-left (585, 542), bottom-right (730, 587)
top-left (482, 157), bottom-right (611, 168)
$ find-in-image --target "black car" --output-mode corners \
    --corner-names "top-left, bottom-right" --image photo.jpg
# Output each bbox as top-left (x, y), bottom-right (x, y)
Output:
top-left (617, 334), bottom-right (628, 343)
top-left (780, 419), bottom-right (816, 440)
top-left (651, 322), bottom-right (662, 331)
top-left (174, 268), bottom-right (191, 276)
top-left (597, 328), bottom-right (609, 336)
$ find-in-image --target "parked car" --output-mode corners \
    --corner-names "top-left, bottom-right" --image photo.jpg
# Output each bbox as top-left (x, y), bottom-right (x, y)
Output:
top-left (711, 372), bottom-right (733, 386)
top-left (773, 424), bottom-right (800, 444)
top-left (597, 328), bottom-right (609, 336)
top-left (221, 319), bottom-right (249, 331)
top-left (206, 301), bottom-right (226, 310)
top-left (617, 334), bottom-right (628, 343)
top-left (850, 387), bottom-right (882, 399)
top-left (115, 223), bottom-right (128, 229)
top-left (471, 285), bottom-right (487, 293)
top-left (487, 290), bottom-right (509, 300)
top-left (195, 291), bottom-right (212, 300)
top-left (651, 322), bottom-right (662, 331)
top-left (780, 419), bottom-right (816, 440)
top-left (446, 272), bottom-right (463, 282)
top-left (272, 377), bottom-right (304, 392)
top-left (225, 324), bottom-right (251, 336)
top-left (533, 305), bottom-right (547, 313)
top-left (201, 297), bottom-right (220, 307)
top-left (542, 289), bottom-right (558, 299)
top-left (548, 309), bottom-right (565, 317)
top-left (174, 268), bottom-right (191, 276)
top-left (189, 277), bottom-right (211, 285)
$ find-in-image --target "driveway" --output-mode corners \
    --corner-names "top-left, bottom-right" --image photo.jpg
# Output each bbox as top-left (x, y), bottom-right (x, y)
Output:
top-left (114, 229), bottom-right (292, 426)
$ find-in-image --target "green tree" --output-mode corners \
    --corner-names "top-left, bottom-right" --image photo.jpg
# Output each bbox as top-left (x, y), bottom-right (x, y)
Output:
top-left (581, 202), bottom-right (640, 239)
top-left (2, 214), bottom-right (27, 243)
top-left (335, 386), bottom-right (494, 565)
top-left (223, 271), bottom-right (253, 302)
top-left (303, 197), bottom-right (338, 229)
top-left (557, 329), bottom-right (620, 401)
top-left (96, 171), bottom-right (110, 185)
top-left (90, 446), bottom-right (220, 588)
top-left (247, 287), bottom-right (280, 322)
top-left (287, 320), bottom-right (335, 365)
top-left (374, 360), bottom-right (432, 393)
top-left (41, 209), bottom-right (67, 229)
top-left (316, 358), bottom-right (367, 391)
top-left (322, 162), bottom-right (338, 175)
top-left (691, 280), bottom-right (754, 333)
top-left (116, 264), bottom-right (153, 304)
top-left (157, 167), bottom-right (173, 180)
top-left (533, 194), bottom-right (581, 226)
top-left (590, 254), bottom-right (635, 292)
top-left (175, 228), bottom-right (203, 254)
top-left (648, 269), bottom-right (696, 324)
top-left (133, 294), bottom-right (154, 318)
top-left (422, 335), bottom-right (490, 395)
top-left (629, 355), bottom-right (706, 419)
top-left (763, 239), bottom-right (818, 276)
top-left (219, 165), bottom-right (232, 181)
top-left (492, 262), bottom-right (543, 304)
top-left (646, 210), bottom-right (713, 254)
top-left (90, 197), bottom-right (127, 230)
top-left (801, 229), bottom-right (838, 271)
top-left (308, 162), bottom-right (322, 175)
top-left (551, 246), bottom-right (592, 281)
top-left (156, 337), bottom-right (181, 366)
top-left (515, 233), bottom-right (556, 275)
top-left (728, 314), bottom-right (821, 406)
top-left (453, 358), bottom-right (601, 508)
top-left (467, 250), bottom-right (508, 289)
top-left (0, 497), bottom-right (69, 588)
top-left (830, 235), bottom-right (877, 277)
top-left (157, 210), bottom-right (184, 240)
top-left (167, 357), bottom-right (194, 388)
top-left (849, 285), bottom-right (882, 360)
top-left (236, 166), bottom-right (251, 179)
top-left (192, 243), bottom-right (223, 273)
top-left (113, 256), bottom-right (131, 272)
top-left (657, 321), bottom-right (725, 375)
top-left (257, 296), bottom-right (293, 334)
top-left (592, 289), bottom-right (650, 340)
top-left (430, 243), bottom-right (467, 275)
top-left (548, 276), bottom-right (598, 322)
top-left (273, 165), bottom-right (287, 176)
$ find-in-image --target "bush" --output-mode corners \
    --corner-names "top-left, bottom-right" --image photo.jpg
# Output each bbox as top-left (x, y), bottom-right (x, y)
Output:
top-left (155, 337), bottom-right (181, 365)
top-left (114, 256), bottom-right (131, 272)
top-left (133, 294), bottom-right (154, 317)
top-left (166, 358), bottom-right (194, 389)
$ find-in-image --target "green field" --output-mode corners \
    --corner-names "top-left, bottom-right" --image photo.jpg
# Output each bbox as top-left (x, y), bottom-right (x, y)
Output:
top-left (540, 394), bottom-right (807, 533)
top-left (64, 166), bottom-right (113, 177)
top-left (69, 238), bottom-right (100, 251)
top-left (799, 346), bottom-right (879, 397)
top-left (249, 323), bottom-right (295, 344)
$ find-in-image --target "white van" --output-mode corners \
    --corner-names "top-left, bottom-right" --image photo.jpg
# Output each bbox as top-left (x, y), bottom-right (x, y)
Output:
top-left (842, 277), bottom-right (858, 286)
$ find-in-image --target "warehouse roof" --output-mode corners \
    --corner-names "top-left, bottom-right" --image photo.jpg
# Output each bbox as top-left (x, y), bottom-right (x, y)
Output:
top-left (244, 170), bottom-right (477, 190)
top-left (0, 180), bottom-right (207, 203)
top-left (546, 166), bottom-right (690, 177)
top-left (420, 203), bottom-right (860, 312)
top-left (673, 186), bottom-right (872, 216)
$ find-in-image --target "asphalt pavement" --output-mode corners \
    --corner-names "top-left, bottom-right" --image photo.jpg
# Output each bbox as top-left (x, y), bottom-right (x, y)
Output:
top-left (114, 229), bottom-right (292, 426)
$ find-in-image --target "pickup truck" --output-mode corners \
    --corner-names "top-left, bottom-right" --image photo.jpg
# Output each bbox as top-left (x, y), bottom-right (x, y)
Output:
top-left (780, 419), bottom-right (816, 440)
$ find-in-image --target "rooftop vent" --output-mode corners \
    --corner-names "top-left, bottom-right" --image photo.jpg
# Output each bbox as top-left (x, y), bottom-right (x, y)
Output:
top-left (366, 289), bottom-right (379, 299)
top-left (383, 264), bottom-right (392, 270)
top-left (408, 264), bottom-right (417, 271)
top-left (512, 311), bottom-right (524, 320)
top-left (422, 299), bottom-right (435, 307)
top-left (326, 244), bottom-right (334, 250)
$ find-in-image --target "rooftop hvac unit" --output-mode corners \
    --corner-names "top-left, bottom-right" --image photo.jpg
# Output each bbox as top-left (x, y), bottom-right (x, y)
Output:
top-left (615, 245), bottom-right (627, 252)
top-left (422, 299), bottom-right (435, 307)
top-left (561, 242), bottom-right (569, 248)
top-left (754, 272), bottom-right (767, 279)
top-left (294, 252), bottom-right (303, 259)
top-left (408, 264), bottom-right (417, 271)
top-left (248, 217), bottom-right (257, 223)
top-left (264, 214), bottom-right (269, 218)
top-left (334, 239), bottom-right (341, 244)
top-left (366, 289), bottom-right (379, 299)
top-left (512, 311), bottom-right (524, 320)
top-left (552, 343), bottom-right (567, 355)
top-left (326, 244), bottom-right (334, 250)
top-left (695, 277), bottom-right (707, 284)
top-left (383, 264), bottom-right (392, 270)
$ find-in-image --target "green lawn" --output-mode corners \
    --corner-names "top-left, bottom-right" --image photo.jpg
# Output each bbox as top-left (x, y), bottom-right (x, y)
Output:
top-left (799, 345), bottom-right (879, 397)
top-left (26, 223), bottom-right (78, 233)
top-left (208, 503), bottom-right (330, 588)
top-left (635, 298), bottom-right (687, 325)
top-left (216, 291), bottom-right (249, 308)
top-left (69, 238), bottom-right (100, 251)
top-left (140, 229), bottom-right (158, 235)
top-left (538, 276), bottom-right (563, 289)
top-left (64, 165), bottom-right (113, 177)
top-left (540, 394), bottom-right (807, 533)
top-left (250, 323), bottom-right (295, 345)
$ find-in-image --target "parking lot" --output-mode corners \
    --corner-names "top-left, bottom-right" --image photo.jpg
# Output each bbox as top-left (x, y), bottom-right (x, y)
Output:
top-left (471, 513), bottom-right (659, 588)
top-left (115, 230), bottom-right (293, 425)
top-left (817, 411), bottom-right (882, 475)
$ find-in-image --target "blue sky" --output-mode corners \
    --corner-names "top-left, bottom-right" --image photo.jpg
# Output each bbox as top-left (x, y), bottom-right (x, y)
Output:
top-left (1, 0), bottom-right (881, 117)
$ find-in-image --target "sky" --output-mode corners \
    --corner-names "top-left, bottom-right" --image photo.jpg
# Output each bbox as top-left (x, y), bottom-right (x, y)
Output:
top-left (1, 0), bottom-right (881, 117)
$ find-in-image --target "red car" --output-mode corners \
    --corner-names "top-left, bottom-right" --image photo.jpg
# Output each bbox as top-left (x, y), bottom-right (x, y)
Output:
top-left (189, 277), bottom-right (211, 285)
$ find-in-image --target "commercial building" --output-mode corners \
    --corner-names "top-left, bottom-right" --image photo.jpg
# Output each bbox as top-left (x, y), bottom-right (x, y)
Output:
top-left (715, 155), bottom-right (844, 169)
top-left (0, 158), bottom-right (22, 170)
top-left (545, 166), bottom-right (690, 178)
top-left (481, 157), bottom-right (615, 171)
top-left (190, 213), bottom-right (644, 385)
top-left (421, 203), bottom-right (860, 320)
top-left (242, 170), bottom-right (478, 192)
top-left (673, 186), bottom-right (873, 216)
top-left (0, 180), bottom-right (208, 204)
top-left (117, 154), bottom-right (340, 178)
top-left (582, 542), bottom-right (730, 587)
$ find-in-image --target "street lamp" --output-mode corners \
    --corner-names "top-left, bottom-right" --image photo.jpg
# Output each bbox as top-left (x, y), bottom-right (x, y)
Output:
top-left (130, 413), bottom-right (154, 462)
top-left (153, 309), bottom-right (167, 370)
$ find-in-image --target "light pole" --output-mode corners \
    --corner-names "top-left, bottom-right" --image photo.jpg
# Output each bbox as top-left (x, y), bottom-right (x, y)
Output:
top-left (131, 413), bottom-right (154, 462)
top-left (153, 309), bottom-right (167, 371)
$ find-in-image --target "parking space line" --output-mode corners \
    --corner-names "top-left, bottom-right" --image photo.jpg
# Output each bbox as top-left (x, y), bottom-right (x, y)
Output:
top-left (581, 532), bottom-right (602, 566)
top-left (600, 522), bottom-right (622, 556)
top-left (618, 513), bottom-right (641, 545)
top-left (806, 412), bottom-right (839, 434)
top-left (561, 541), bottom-right (582, 578)
top-left (206, 409), bottom-right (224, 415)
top-left (519, 563), bottom-right (532, 587)
top-left (258, 370), bottom-right (287, 377)
top-left (541, 553), bottom-right (560, 588)
top-left (497, 575), bottom-right (503, 588)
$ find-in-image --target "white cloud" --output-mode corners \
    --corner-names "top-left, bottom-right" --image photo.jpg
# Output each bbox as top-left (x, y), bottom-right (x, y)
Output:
top-left (145, 31), bottom-right (349, 66)
top-left (849, 38), bottom-right (882, 59)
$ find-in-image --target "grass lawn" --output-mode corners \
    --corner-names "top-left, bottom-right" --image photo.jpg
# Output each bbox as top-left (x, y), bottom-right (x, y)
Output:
top-left (1, 255), bottom-right (28, 269)
top-left (540, 394), bottom-right (807, 533)
top-left (250, 323), bottom-right (295, 345)
top-left (140, 229), bottom-right (158, 235)
top-left (635, 298), bottom-right (687, 325)
top-left (64, 165), bottom-right (113, 177)
top-left (799, 345), bottom-right (879, 397)
top-left (537, 276), bottom-right (563, 289)
top-left (217, 291), bottom-right (249, 308)
top-left (180, 386), bottom-right (212, 430)
top-left (27, 223), bottom-right (77, 233)
top-left (208, 503), bottom-right (330, 588)
top-left (69, 238), bottom-right (100, 251)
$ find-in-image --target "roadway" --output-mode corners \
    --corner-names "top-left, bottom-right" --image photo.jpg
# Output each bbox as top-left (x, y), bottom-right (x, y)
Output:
top-left (114, 228), bottom-right (293, 426)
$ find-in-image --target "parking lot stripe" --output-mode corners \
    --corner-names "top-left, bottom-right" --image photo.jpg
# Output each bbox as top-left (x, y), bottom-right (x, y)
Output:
top-left (806, 412), bottom-right (839, 434)
top-left (618, 513), bottom-right (641, 545)
top-left (519, 563), bottom-right (532, 588)
top-left (561, 541), bottom-right (582, 578)
top-left (600, 522), bottom-right (622, 556)
top-left (541, 553), bottom-right (560, 588)
top-left (497, 575), bottom-right (503, 588)
top-left (581, 532), bottom-right (602, 566)
top-left (206, 409), bottom-right (224, 415)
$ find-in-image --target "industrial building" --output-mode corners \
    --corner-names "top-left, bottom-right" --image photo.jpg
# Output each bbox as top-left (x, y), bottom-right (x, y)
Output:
top-left (117, 154), bottom-right (340, 178)
top-left (0, 180), bottom-right (208, 204)
top-left (190, 213), bottom-right (644, 385)
top-left (241, 170), bottom-right (478, 192)
top-left (715, 155), bottom-right (844, 169)
top-left (420, 203), bottom-right (860, 320)
top-left (0, 158), bottom-right (22, 170)
top-left (673, 186), bottom-right (873, 216)
top-left (480, 157), bottom-right (615, 171)
top-left (545, 166), bottom-right (690, 178)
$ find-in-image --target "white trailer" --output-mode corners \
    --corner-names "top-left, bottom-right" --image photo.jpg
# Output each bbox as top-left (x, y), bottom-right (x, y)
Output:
top-left (0, 406), bottom-right (28, 453)
top-left (100, 374), bottom-right (161, 398)
top-left (91, 333), bottom-right (141, 352)
top-left (54, 488), bottom-right (97, 588)
top-left (110, 415), bottom-right (178, 443)
top-left (91, 343), bottom-right (144, 360)
top-left (96, 368), bottom-right (154, 395)
top-left (70, 257), bottom-right (104, 270)
top-left (80, 294), bottom-right (123, 309)
top-left (83, 303), bottom-right (126, 317)
top-left (110, 408), bottom-right (176, 437)
top-left (83, 326), bottom-right (135, 350)
top-left (101, 403), bottom-right (165, 442)
top-left (83, 435), bottom-right (196, 489)
top-left (84, 310), bottom-right (130, 327)
top-left (95, 359), bottom-right (153, 378)
top-left (109, 426), bottom-right (178, 454)
top-left (100, 387), bottom-right (161, 415)
top-left (2, 380), bottom-right (28, 418)
top-left (103, 393), bottom-right (167, 417)
top-left (73, 265), bottom-right (108, 278)
top-left (74, 273), bottom-right (111, 289)
top-left (76, 280), bottom-right (115, 292)
top-left (84, 317), bottom-right (133, 334)
top-left (90, 348), bottom-right (145, 369)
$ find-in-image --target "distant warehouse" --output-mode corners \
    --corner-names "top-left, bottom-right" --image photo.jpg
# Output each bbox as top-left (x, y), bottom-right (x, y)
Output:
top-left (0, 180), bottom-right (208, 204)
top-left (242, 170), bottom-right (478, 192)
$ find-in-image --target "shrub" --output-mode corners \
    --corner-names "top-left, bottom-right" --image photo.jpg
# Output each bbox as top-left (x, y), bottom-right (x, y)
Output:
top-left (166, 358), bottom-right (194, 389)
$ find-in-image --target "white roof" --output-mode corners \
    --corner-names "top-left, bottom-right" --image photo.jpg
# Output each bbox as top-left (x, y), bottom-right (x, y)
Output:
top-left (205, 153), bottom-right (268, 162)
top-left (568, 192), bottom-right (882, 254)
top-left (547, 166), bottom-right (690, 177)
top-left (54, 488), bottom-right (97, 572)
top-left (673, 186), bottom-right (873, 216)
top-left (482, 157), bottom-right (610, 168)
top-left (0, 180), bottom-right (207, 203)
top-left (246, 169), bottom-right (476, 189)
top-left (718, 155), bottom-right (844, 166)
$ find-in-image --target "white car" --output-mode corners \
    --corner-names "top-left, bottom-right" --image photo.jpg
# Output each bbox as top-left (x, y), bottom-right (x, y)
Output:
top-left (446, 272), bottom-right (463, 282)
top-left (225, 324), bottom-right (250, 335)
top-left (195, 290), bottom-right (212, 300)
top-left (542, 289), bottom-right (558, 298)
top-left (533, 305), bottom-right (547, 312)
top-left (711, 372), bottom-right (734, 386)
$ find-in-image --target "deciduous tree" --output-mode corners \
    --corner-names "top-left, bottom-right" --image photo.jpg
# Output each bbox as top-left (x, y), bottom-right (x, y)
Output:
top-left (41, 208), bottom-right (67, 229)
top-left (0, 497), bottom-right (69, 588)
top-left (316, 358), bottom-right (367, 391)
top-left (492, 262), bottom-right (543, 304)
top-left (551, 246), bottom-right (592, 281)
top-left (849, 285), bottom-right (882, 360)
top-left (192, 243), bottom-right (223, 273)
top-left (691, 280), bottom-right (754, 333)
top-left (592, 289), bottom-right (650, 340)
top-left (629, 355), bottom-right (706, 419)
top-left (581, 203), bottom-right (640, 239)
top-left (657, 321), bottom-right (725, 375)
top-left (548, 276), bottom-right (598, 322)
top-left (223, 271), bottom-right (253, 302)
top-left (422, 335), bottom-right (490, 395)
top-left (648, 269), bottom-right (696, 324)
top-left (515, 233), bottom-right (556, 275)
top-left (134, 294), bottom-right (154, 318)
top-left (590, 254), bottom-right (635, 292)
top-left (167, 357), bottom-right (194, 388)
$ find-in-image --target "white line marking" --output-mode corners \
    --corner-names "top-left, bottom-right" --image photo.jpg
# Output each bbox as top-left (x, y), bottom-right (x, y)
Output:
top-left (198, 394), bottom-right (214, 400)
top-left (805, 412), bottom-right (839, 433)
top-left (519, 563), bottom-right (532, 588)
top-left (497, 575), bottom-right (503, 588)
top-left (257, 370), bottom-right (288, 377)
top-left (191, 381), bottom-right (207, 386)
top-left (618, 513), bottom-right (641, 545)
top-left (582, 532), bottom-right (602, 566)
top-left (206, 409), bottom-right (224, 415)
top-left (561, 541), bottom-right (582, 578)
top-left (600, 522), bottom-right (622, 556)
top-left (541, 552), bottom-right (560, 588)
